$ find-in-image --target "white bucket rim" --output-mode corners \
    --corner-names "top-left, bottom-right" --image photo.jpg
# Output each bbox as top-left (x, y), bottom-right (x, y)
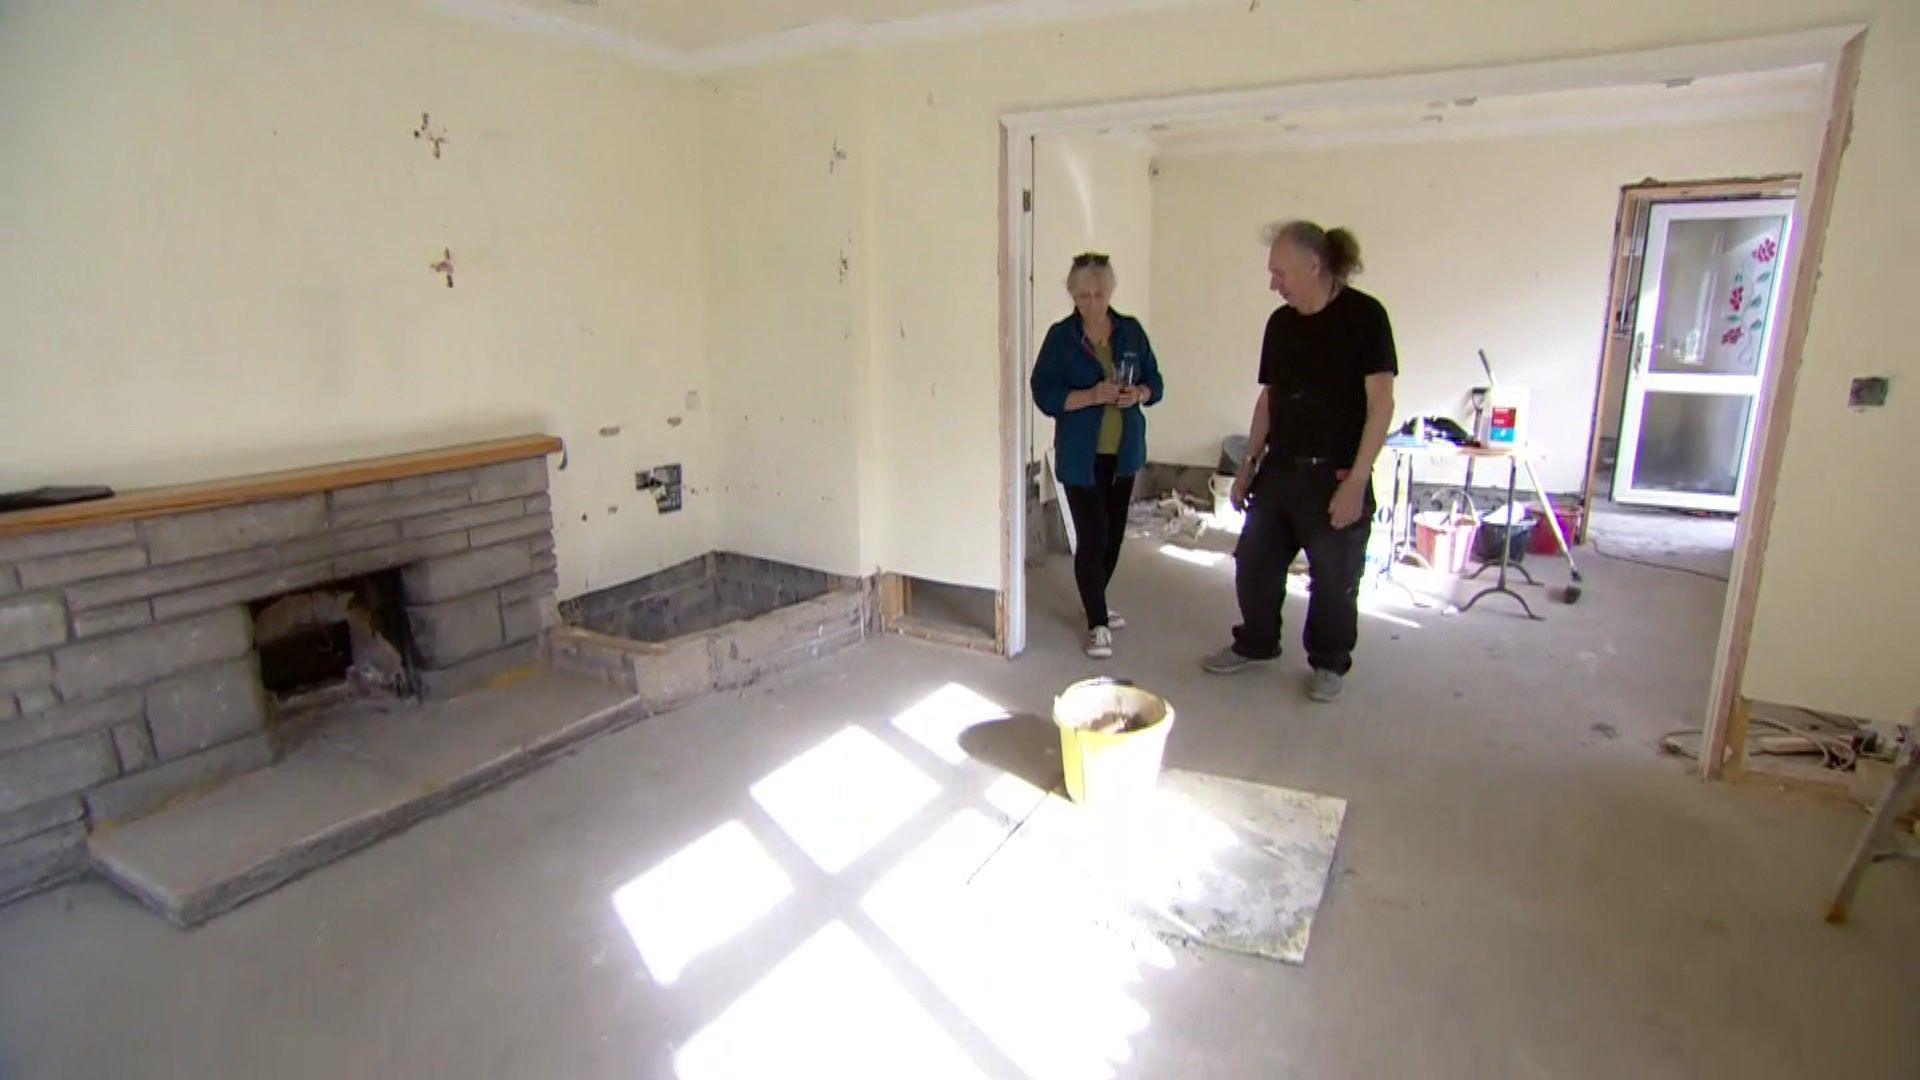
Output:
top-left (1052, 677), bottom-right (1173, 733)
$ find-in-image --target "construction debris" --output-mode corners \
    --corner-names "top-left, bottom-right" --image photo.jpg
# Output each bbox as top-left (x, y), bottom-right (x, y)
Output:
top-left (1127, 494), bottom-right (1210, 542)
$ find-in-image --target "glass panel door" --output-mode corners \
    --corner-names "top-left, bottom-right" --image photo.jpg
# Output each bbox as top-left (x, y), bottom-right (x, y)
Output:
top-left (1614, 198), bottom-right (1794, 512)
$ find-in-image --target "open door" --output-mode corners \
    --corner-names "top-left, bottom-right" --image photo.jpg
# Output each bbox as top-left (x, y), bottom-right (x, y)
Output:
top-left (1613, 198), bottom-right (1795, 512)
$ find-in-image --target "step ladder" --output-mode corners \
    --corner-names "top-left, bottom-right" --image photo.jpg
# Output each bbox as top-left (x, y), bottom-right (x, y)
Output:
top-left (1827, 713), bottom-right (1920, 922)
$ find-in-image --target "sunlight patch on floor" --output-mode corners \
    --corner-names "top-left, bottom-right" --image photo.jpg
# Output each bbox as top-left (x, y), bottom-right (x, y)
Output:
top-left (612, 820), bottom-right (792, 986)
top-left (675, 920), bottom-right (988, 1080)
top-left (751, 726), bottom-right (940, 873)
top-left (1287, 575), bottom-right (1424, 629)
top-left (1156, 542), bottom-right (1227, 569)
top-left (862, 809), bottom-right (1161, 1080)
top-left (983, 772), bottom-right (1051, 822)
top-left (890, 682), bottom-right (1010, 765)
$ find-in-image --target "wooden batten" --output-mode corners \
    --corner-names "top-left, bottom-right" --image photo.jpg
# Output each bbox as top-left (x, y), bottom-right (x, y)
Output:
top-left (0, 435), bottom-right (564, 539)
top-left (1700, 33), bottom-right (1864, 781)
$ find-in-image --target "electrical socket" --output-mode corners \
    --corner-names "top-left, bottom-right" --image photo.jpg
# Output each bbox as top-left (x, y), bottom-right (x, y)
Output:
top-left (1849, 377), bottom-right (1890, 409)
top-left (636, 464), bottom-right (684, 513)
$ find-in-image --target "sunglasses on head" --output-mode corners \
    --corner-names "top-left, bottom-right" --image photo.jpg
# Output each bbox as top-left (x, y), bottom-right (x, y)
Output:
top-left (1072, 252), bottom-right (1111, 268)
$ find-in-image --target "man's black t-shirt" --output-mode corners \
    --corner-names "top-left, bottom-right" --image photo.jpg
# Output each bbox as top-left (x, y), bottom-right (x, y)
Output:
top-left (1258, 285), bottom-right (1398, 466)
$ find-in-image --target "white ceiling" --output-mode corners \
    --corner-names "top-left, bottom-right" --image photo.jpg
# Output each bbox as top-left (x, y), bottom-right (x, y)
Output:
top-left (551, 1), bottom-right (1001, 52)
top-left (525, 0), bottom-right (1215, 55)
top-left (1134, 66), bottom-right (1826, 155)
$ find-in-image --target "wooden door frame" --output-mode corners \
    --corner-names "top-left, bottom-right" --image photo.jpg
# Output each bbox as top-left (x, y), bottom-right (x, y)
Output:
top-left (1579, 179), bottom-right (1800, 534)
top-left (1699, 32), bottom-right (1865, 779)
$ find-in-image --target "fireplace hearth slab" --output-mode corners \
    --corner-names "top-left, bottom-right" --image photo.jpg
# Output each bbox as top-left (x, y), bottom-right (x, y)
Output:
top-left (87, 670), bottom-right (641, 927)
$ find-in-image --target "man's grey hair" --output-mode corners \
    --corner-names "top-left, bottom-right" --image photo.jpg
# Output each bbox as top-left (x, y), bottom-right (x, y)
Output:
top-left (1263, 219), bottom-right (1364, 281)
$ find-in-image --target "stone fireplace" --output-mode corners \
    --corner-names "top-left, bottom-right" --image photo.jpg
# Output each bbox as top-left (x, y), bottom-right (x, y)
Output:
top-left (0, 436), bottom-right (562, 903)
top-left (252, 572), bottom-right (416, 711)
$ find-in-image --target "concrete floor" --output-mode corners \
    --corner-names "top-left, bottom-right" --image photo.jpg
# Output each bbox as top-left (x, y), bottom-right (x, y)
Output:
top-left (1586, 501), bottom-right (1738, 580)
top-left (2, 534), bottom-right (1916, 1078)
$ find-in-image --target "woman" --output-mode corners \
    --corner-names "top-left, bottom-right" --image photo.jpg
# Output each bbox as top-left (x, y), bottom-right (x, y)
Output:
top-left (1030, 252), bottom-right (1166, 660)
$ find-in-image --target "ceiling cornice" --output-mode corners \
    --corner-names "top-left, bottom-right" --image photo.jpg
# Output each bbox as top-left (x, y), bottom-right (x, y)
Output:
top-left (429, 0), bottom-right (1224, 75)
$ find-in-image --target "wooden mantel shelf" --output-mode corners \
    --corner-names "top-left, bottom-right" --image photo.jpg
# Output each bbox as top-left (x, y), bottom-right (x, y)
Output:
top-left (0, 434), bottom-right (564, 539)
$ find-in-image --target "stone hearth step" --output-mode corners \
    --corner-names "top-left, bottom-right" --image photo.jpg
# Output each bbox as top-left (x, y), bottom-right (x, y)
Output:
top-left (88, 671), bottom-right (642, 926)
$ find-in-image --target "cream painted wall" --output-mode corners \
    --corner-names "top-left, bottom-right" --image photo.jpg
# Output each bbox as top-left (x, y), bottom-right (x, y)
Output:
top-left (6, 1), bottom-right (1915, 723)
top-left (853, 2), bottom-right (1916, 724)
top-left (1029, 131), bottom-right (1155, 465)
top-left (0, 0), bottom-right (717, 600)
top-left (1145, 114), bottom-right (1812, 492)
top-left (699, 56), bottom-right (875, 577)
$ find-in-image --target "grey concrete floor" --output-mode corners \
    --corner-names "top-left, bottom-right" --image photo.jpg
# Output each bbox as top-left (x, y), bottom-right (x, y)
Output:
top-left (1587, 501), bottom-right (1738, 580)
top-left (2, 536), bottom-right (1916, 1079)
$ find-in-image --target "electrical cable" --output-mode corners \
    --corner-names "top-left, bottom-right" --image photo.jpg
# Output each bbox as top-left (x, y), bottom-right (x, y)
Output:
top-left (1590, 539), bottom-right (1730, 582)
top-left (1660, 714), bottom-right (1858, 770)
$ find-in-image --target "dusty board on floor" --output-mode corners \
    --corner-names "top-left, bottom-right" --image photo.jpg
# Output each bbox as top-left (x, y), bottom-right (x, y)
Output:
top-left (970, 768), bottom-right (1346, 964)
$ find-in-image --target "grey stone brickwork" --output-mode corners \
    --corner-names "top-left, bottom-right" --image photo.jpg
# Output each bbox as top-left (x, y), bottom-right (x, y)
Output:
top-left (144, 658), bottom-right (266, 762)
top-left (551, 555), bottom-right (869, 711)
top-left (559, 552), bottom-right (842, 644)
top-left (0, 593), bottom-right (68, 660)
top-left (0, 796), bottom-right (82, 849)
top-left (407, 593), bottom-right (506, 668)
top-left (0, 822), bottom-right (88, 905)
top-left (0, 456), bottom-right (558, 905)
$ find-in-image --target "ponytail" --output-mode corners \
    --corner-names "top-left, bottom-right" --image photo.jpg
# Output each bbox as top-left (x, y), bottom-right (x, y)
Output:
top-left (1264, 219), bottom-right (1364, 282)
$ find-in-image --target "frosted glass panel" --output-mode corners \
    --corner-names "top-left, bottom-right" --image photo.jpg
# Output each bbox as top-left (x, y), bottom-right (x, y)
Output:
top-left (1630, 392), bottom-right (1753, 496)
top-left (1648, 215), bottom-right (1788, 376)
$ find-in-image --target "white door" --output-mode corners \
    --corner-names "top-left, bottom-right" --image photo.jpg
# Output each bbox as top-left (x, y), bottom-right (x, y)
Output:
top-left (1613, 198), bottom-right (1795, 512)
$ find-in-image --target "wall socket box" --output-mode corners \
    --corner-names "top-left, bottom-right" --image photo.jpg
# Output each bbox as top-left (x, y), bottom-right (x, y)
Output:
top-left (637, 464), bottom-right (683, 513)
top-left (1849, 377), bottom-right (1890, 409)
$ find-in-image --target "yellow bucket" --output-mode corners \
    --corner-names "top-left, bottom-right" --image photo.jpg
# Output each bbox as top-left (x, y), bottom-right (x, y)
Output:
top-left (1052, 678), bottom-right (1175, 808)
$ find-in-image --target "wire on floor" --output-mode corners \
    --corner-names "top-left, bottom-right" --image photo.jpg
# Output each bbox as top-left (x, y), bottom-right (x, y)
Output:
top-left (1590, 539), bottom-right (1730, 582)
top-left (1660, 715), bottom-right (1860, 771)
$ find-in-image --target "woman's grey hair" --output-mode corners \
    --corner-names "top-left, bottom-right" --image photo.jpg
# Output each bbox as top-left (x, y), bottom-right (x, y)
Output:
top-left (1263, 220), bottom-right (1363, 282)
top-left (1065, 251), bottom-right (1116, 289)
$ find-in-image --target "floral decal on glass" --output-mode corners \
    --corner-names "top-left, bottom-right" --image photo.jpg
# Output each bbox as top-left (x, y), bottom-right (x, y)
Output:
top-left (1722, 233), bottom-right (1781, 370)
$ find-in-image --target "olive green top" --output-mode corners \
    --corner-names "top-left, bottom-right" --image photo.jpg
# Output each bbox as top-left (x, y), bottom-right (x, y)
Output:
top-left (1092, 338), bottom-right (1123, 455)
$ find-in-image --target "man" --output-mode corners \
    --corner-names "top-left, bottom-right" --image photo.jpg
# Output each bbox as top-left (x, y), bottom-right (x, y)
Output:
top-left (1202, 221), bottom-right (1398, 703)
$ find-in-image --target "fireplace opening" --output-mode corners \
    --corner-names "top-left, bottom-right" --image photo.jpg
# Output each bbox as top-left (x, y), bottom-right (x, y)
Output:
top-left (259, 620), bottom-right (355, 697)
top-left (250, 571), bottom-right (416, 716)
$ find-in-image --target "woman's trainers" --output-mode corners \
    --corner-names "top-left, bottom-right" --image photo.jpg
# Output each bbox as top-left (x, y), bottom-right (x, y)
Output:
top-left (1085, 626), bottom-right (1114, 659)
top-left (1106, 611), bottom-right (1127, 630)
top-left (1308, 668), bottom-right (1345, 702)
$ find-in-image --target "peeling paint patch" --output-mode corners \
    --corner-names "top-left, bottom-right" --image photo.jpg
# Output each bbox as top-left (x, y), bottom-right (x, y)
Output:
top-left (599, 425), bottom-right (622, 437)
top-left (413, 113), bottom-right (449, 158)
top-left (837, 251), bottom-right (850, 284)
top-left (829, 138), bottom-right (848, 173)
top-left (685, 390), bottom-right (702, 411)
top-left (666, 416), bottom-right (684, 428)
top-left (429, 248), bottom-right (455, 288)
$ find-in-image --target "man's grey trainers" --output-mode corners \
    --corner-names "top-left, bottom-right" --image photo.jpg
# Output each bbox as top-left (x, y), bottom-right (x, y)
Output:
top-left (1085, 626), bottom-right (1114, 660)
top-left (1202, 647), bottom-right (1269, 674)
top-left (1308, 668), bottom-right (1345, 703)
